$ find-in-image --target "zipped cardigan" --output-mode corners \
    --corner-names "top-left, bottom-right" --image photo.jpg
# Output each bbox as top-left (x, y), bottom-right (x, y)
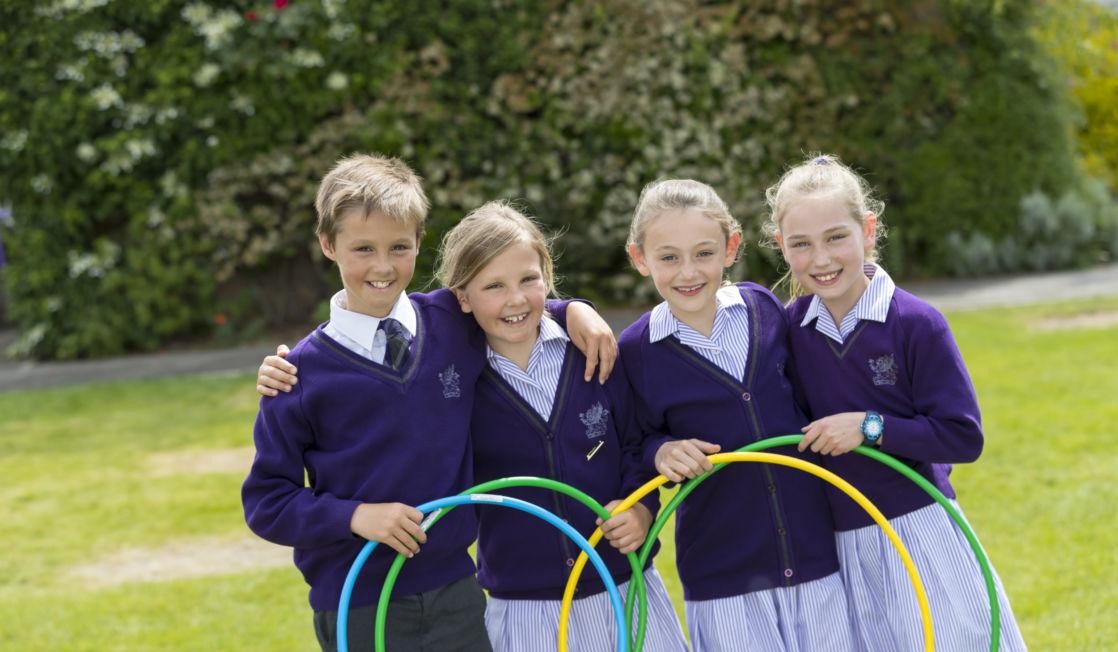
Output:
top-left (619, 282), bottom-right (839, 601)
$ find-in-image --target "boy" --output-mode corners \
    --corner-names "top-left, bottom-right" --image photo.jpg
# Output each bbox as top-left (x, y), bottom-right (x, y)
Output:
top-left (242, 153), bottom-right (614, 652)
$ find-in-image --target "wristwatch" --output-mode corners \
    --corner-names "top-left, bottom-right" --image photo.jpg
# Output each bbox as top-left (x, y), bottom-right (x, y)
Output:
top-left (860, 410), bottom-right (884, 446)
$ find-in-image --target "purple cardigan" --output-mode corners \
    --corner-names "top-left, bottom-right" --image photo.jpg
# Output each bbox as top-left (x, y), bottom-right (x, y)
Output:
top-left (242, 290), bottom-right (579, 611)
top-left (619, 283), bottom-right (839, 601)
top-left (786, 287), bottom-right (984, 530)
top-left (470, 344), bottom-right (659, 600)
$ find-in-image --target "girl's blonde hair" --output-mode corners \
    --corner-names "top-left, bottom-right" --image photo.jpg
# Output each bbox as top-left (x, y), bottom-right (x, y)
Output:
top-left (762, 153), bottom-right (886, 298)
top-left (627, 179), bottom-right (743, 259)
top-left (436, 200), bottom-right (557, 296)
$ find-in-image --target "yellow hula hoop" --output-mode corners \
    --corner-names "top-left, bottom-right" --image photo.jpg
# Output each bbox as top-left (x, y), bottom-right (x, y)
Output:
top-left (558, 452), bottom-right (934, 652)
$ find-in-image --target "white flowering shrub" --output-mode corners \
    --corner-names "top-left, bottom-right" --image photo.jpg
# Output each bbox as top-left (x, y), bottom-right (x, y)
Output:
top-left (0, 0), bottom-right (1103, 359)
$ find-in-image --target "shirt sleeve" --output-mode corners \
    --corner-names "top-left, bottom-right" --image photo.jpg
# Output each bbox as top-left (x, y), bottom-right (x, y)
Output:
top-left (878, 310), bottom-right (984, 464)
top-left (241, 385), bottom-right (362, 549)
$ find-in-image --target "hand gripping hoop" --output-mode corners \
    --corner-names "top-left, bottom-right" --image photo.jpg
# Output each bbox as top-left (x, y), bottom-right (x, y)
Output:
top-left (560, 449), bottom-right (933, 652)
top-left (337, 491), bottom-right (630, 652)
top-left (561, 435), bottom-right (1002, 652)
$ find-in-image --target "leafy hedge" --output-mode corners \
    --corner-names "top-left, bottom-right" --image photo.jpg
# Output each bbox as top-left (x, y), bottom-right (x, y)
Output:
top-left (0, 0), bottom-right (1110, 359)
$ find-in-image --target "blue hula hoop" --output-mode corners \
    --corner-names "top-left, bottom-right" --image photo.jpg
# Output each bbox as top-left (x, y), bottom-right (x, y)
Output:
top-left (337, 493), bottom-right (629, 652)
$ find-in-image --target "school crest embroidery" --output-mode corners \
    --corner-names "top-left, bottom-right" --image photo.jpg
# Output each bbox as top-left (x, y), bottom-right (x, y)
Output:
top-left (439, 364), bottom-right (461, 398)
top-left (579, 402), bottom-right (609, 439)
top-left (868, 354), bottom-right (898, 386)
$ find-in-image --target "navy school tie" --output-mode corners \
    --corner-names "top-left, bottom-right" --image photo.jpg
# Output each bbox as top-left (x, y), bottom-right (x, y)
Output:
top-left (379, 317), bottom-right (411, 370)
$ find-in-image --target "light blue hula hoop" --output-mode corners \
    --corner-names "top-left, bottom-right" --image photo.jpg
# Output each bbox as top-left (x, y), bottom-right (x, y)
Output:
top-left (337, 493), bottom-right (629, 652)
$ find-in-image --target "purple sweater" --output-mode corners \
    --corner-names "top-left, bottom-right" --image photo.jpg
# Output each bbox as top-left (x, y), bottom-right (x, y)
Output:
top-left (619, 283), bottom-right (839, 601)
top-left (242, 289), bottom-right (485, 610)
top-left (470, 344), bottom-right (659, 600)
top-left (242, 292), bottom-right (581, 611)
top-left (787, 287), bottom-right (983, 530)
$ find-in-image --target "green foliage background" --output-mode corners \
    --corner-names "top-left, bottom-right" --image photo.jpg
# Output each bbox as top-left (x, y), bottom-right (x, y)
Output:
top-left (0, 0), bottom-right (1114, 359)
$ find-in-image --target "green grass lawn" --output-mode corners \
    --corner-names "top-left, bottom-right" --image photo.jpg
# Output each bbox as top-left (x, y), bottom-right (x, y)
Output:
top-left (2, 297), bottom-right (1116, 650)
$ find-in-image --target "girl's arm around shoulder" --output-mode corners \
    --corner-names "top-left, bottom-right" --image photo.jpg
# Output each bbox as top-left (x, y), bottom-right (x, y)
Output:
top-left (551, 298), bottom-right (617, 384)
top-left (882, 292), bottom-right (984, 463)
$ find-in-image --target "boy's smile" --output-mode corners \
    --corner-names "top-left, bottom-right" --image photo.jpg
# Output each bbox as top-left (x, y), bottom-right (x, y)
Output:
top-left (319, 208), bottom-right (418, 318)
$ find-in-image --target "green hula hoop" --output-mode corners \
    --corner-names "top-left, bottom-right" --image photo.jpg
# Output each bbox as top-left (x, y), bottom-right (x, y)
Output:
top-left (375, 476), bottom-right (650, 652)
top-left (630, 434), bottom-right (1001, 652)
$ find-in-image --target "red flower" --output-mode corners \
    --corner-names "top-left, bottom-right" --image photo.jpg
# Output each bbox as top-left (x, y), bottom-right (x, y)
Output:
top-left (274, 0), bottom-right (289, 9)
top-left (214, 313), bottom-right (228, 326)
top-left (245, 10), bottom-right (257, 20)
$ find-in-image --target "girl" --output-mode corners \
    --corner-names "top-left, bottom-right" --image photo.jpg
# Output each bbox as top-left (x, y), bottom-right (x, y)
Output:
top-left (766, 153), bottom-right (1027, 650)
top-left (620, 178), bottom-right (856, 651)
top-left (435, 200), bottom-right (688, 651)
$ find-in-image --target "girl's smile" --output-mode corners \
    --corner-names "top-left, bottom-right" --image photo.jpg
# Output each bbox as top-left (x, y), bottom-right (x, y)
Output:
top-left (454, 241), bottom-right (548, 370)
top-left (629, 208), bottom-right (740, 338)
top-left (777, 194), bottom-right (876, 326)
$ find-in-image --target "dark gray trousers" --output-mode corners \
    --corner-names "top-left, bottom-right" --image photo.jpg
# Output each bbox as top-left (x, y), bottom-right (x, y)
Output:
top-left (313, 575), bottom-right (492, 652)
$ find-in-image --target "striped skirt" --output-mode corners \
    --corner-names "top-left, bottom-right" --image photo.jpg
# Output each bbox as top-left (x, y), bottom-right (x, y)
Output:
top-left (836, 500), bottom-right (1027, 651)
top-left (484, 567), bottom-right (689, 651)
top-left (684, 571), bottom-right (856, 651)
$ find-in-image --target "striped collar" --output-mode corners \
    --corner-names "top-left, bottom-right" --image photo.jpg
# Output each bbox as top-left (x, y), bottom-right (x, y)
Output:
top-left (486, 314), bottom-right (569, 372)
top-left (800, 263), bottom-right (895, 343)
top-left (649, 285), bottom-right (745, 344)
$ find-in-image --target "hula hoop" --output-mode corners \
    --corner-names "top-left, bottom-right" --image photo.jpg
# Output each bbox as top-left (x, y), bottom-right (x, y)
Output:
top-left (374, 477), bottom-right (650, 652)
top-left (559, 451), bottom-right (934, 652)
top-left (657, 436), bottom-right (999, 650)
top-left (337, 493), bottom-right (629, 652)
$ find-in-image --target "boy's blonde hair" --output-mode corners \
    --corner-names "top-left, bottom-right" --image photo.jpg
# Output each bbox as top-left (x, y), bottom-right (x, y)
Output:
top-left (315, 153), bottom-right (430, 245)
top-left (435, 200), bottom-right (557, 296)
top-left (626, 178), bottom-right (743, 259)
top-left (762, 153), bottom-right (886, 298)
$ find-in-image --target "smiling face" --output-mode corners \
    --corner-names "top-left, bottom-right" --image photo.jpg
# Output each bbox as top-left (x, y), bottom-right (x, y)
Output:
top-left (319, 208), bottom-right (418, 318)
top-left (628, 208), bottom-right (741, 336)
top-left (777, 194), bottom-right (876, 324)
top-left (454, 240), bottom-right (547, 367)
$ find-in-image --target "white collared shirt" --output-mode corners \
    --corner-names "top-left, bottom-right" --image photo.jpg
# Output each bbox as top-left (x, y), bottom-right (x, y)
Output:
top-left (800, 263), bottom-right (896, 344)
top-left (486, 316), bottom-right (570, 421)
top-left (649, 285), bottom-right (751, 382)
top-left (323, 289), bottom-right (416, 363)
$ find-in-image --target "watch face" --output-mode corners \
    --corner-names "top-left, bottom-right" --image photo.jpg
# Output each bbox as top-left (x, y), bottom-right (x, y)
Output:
top-left (866, 420), bottom-right (882, 436)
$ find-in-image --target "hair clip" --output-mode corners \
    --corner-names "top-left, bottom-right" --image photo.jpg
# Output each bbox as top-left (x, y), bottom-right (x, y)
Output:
top-left (812, 156), bottom-right (830, 165)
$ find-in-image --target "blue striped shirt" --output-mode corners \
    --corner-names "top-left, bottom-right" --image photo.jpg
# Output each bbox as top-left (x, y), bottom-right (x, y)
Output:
top-left (800, 263), bottom-right (896, 344)
top-left (485, 316), bottom-right (569, 421)
top-left (649, 285), bottom-right (752, 382)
